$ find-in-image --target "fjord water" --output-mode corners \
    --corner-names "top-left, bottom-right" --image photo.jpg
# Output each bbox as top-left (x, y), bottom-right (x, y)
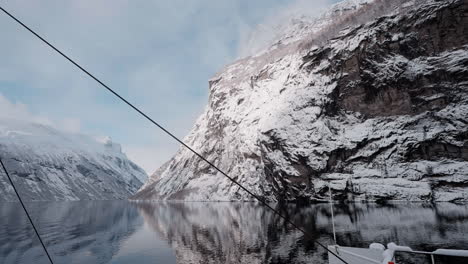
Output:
top-left (1, 202), bottom-right (467, 264)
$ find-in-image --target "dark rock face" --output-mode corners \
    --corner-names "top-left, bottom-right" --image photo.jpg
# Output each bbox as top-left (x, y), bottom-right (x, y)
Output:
top-left (327, 2), bottom-right (468, 117)
top-left (300, 0), bottom-right (468, 159)
top-left (406, 135), bottom-right (468, 162)
top-left (136, 0), bottom-right (468, 202)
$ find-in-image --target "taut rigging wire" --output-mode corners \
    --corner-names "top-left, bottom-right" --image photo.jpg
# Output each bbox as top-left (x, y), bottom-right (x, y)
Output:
top-left (0, 6), bottom-right (349, 264)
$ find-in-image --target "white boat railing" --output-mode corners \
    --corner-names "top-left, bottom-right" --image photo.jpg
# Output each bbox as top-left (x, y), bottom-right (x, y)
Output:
top-left (326, 187), bottom-right (468, 264)
top-left (387, 242), bottom-right (468, 264)
top-left (329, 243), bottom-right (468, 264)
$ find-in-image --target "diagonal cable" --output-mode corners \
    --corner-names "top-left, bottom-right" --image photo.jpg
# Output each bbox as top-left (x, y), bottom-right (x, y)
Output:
top-left (0, 158), bottom-right (54, 264)
top-left (0, 6), bottom-right (349, 264)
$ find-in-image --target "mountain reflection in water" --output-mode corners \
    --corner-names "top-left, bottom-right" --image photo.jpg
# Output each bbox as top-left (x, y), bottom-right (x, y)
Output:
top-left (0, 201), bottom-right (467, 264)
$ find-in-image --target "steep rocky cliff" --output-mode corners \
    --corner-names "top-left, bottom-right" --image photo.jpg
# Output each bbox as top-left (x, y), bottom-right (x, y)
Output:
top-left (135, 0), bottom-right (468, 202)
top-left (0, 118), bottom-right (147, 201)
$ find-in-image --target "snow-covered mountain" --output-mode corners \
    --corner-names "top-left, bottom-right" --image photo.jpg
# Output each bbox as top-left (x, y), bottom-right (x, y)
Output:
top-left (134, 0), bottom-right (468, 202)
top-left (0, 118), bottom-right (147, 201)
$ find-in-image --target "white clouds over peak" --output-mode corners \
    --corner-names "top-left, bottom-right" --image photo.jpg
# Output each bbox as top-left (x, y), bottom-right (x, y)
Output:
top-left (0, 93), bottom-right (52, 126)
top-left (0, 93), bottom-right (81, 133)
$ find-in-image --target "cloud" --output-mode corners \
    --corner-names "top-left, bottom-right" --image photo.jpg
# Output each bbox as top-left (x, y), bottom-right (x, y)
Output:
top-left (0, 93), bottom-right (53, 126)
top-left (59, 118), bottom-right (82, 133)
top-left (237, 0), bottom-right (338, 57)
top-left (0, 93), bottom-right (82, 133)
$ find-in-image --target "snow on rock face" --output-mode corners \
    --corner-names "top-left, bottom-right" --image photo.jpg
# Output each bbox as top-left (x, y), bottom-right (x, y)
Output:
top-left (135, 0), bottom-right (468, 202)
top-left (0, 119), bottom-right (147, 201)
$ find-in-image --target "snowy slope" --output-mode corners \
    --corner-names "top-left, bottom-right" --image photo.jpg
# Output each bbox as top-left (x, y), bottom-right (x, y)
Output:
top-left (135, 0), bottom-right (468, 202)
top-left (0, 118), bottom-right (147, 201)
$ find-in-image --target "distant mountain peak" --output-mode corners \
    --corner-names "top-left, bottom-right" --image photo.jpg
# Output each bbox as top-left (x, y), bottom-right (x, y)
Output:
top-left (0, 118), bottom-right (147, 201)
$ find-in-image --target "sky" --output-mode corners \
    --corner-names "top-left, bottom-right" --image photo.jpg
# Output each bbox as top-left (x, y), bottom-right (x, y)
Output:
top-left (0, 0), bottom-right (341, 175)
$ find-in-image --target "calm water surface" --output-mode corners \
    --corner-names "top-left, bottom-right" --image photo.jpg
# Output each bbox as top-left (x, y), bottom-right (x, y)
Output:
top-left (0, 201), bottom-right (467, 264)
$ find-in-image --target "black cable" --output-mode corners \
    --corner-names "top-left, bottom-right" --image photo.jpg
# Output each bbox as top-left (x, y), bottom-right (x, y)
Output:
top-left (0, 6), bottom-right (349, 264)
top-left (0, 158), bottom-right (54, 264)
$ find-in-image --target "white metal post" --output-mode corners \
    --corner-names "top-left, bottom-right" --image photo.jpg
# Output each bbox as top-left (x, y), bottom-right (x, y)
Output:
top-left (329, 184), bottom-right (337, 244)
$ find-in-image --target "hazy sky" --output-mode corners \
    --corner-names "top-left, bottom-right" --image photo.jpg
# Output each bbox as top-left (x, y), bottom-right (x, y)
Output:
top-left (0, 0), bottom-right (340, 174)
